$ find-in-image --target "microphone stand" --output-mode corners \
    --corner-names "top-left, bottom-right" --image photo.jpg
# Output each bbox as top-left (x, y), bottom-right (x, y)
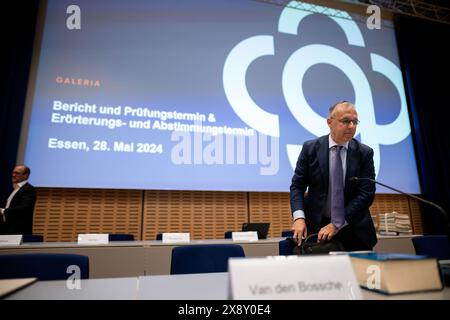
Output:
top-left (350, 177), bottom-right (450, 241)
top-left (350, 177), bottom-right (448, 220)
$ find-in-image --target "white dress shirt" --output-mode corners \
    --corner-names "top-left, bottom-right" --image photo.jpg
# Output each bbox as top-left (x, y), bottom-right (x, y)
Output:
top-left (1, 180), bottom-right (28, 221)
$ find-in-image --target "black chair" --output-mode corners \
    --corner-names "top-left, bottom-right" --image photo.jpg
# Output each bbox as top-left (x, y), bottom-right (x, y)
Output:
top-left (224, 231), bottom-right (232, 239)
top-left (22, 234), bottom-right (44, 243)
top-left (170, 244), bottom-right (245, 275)
top-left (108, 234), bottom-right (134, 241)
top-left (279, 239), bottom-right (295, 255)
top-left (156, 233), bottom-right (163, 240)
top-left (0, 253), bottom-right (89, 280)
top-left (412, 235), bottom-right (450, 260)
top-left (281, 230), bottom-right (294, 238)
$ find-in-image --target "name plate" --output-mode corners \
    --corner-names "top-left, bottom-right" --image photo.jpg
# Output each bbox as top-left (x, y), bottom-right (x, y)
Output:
top-left (77, 233), bottom-right (109, 245)
top-left (162, 233), bottom-right (190, 243)
top-left (0, 235), bottom-right (22, 246)
top-left (231, 231), bottom-right (258, 242)
top-left (229, 255), bottom-right (362, 300)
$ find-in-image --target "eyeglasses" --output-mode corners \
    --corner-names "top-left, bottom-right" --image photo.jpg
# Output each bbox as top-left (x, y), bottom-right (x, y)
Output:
top-left (12, 171), bottom-right (25, 175)
top-left (337, 118), bottom-right (360, 126)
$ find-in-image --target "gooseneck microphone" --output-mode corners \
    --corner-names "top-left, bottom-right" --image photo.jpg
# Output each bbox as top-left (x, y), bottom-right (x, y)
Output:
top-left (350, 177), bottom-right (449, 222)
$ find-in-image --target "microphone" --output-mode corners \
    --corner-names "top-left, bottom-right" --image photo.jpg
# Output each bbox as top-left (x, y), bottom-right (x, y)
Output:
top-left (350, 177), bottom-right (449, 224)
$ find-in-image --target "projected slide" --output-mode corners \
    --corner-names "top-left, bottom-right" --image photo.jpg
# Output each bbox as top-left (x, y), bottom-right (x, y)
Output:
top-left (22, 0), bottom-right (421, 193)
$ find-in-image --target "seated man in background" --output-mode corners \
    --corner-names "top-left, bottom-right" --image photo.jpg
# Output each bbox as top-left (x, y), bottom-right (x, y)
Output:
top-left (0, 165), bottom-right (37, 235)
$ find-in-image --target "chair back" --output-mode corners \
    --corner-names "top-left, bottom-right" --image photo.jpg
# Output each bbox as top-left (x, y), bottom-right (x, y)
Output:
top-left (108, 234), bottom-right (134, 241)
top-left (170, 244), bottom-right (245, 274)
top-left (224, 231), bottom-right (232, 239)
top-left (22, 234), bottom-right (44, 243)
top-left (0, 253), bottom-right (89, 280)
top-left (281, 230), bottom-right (294, 238)
top-left (156, 233), bottom-right (163, 240)
top-left (412, 235), bottom-right (450, 260)
top-left (279, 239), bottom-right (295, 255)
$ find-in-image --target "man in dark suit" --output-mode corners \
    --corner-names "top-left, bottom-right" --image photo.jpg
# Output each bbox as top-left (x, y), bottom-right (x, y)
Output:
top-left (290, 101), bottom-right (377, 251)
top-left (0, 165), bottom-right (37, 235)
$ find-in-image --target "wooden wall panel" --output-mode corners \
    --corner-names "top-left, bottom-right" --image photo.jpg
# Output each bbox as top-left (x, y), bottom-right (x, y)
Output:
top-left (142, 190), bottom-right (247, 240)
top-left (370, 194), bottom-right (410, 215)
top-left (249, 192), bottom-right (292, 238)
top-left (32, 188), bottom-right (423, 242)
top-left (249, 193), bottom-right (423, 236)
top-left (33, 188), bottom-right (142, 242)
top-left (408, 198), bottom-right (423, 234)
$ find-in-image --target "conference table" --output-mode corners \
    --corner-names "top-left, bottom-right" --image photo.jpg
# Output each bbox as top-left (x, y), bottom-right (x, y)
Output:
top-left (0, 238), bottom-right (279, 277)
top-left (0, 236), bottom-right (417, 278)
top-left (5, 272), bottom-right (450, 300)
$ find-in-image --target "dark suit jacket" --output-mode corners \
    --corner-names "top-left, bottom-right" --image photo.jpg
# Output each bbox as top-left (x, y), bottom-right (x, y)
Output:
top-left (290, 135), bottom-right (377, 249)
top-left (1, 183), bottom-right (37, 235)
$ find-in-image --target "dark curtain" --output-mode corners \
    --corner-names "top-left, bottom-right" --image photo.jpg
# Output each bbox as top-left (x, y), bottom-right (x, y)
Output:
top-left (395, 15), bottom-right (450, 235)
top-left (0, 1), bottom-right (40, 204)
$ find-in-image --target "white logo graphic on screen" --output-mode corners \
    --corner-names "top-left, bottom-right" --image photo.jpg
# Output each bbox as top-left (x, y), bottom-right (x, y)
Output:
top-left (223, 1), bottom-right (411, 176)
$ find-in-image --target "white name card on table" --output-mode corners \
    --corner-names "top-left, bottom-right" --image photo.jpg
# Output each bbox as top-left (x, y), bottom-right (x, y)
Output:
top-left (0, 235), bottom-right (22, 246)
top-left (77, 233), bottom-right (109, 245)
top-left (162, 233), bottom-right (190, 243)
top-left (229, 255), bottom-right (362, 300)
top-left (231, 231), bottom-right (258, 242)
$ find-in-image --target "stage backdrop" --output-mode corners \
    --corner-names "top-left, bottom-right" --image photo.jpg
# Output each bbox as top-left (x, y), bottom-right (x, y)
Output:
top-left (19, 0), bottom-right (420, 193)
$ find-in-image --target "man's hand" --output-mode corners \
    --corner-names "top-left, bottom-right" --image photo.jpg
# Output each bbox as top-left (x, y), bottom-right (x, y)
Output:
top-left (317, 223), bottom-right (338, 242)
top-left (292, 218), bottom-right (307, 246)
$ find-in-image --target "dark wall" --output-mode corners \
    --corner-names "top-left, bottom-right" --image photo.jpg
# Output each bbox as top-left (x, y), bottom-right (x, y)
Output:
top-left (395, 15), bottom-right (450, 234)
top-left (0, 1), bottom-right (40, 203)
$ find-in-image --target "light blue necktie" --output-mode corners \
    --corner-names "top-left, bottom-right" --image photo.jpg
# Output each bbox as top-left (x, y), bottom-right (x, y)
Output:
top-left (331, 145), bottom-right (345, 228)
